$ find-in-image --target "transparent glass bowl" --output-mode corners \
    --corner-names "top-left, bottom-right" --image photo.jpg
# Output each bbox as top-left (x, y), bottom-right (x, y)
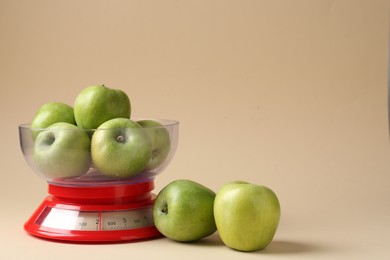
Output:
top-left (19, 119), bottom-right (179, 187)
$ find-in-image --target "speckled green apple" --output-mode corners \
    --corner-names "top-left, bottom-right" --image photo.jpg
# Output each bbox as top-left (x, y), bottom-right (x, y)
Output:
top-left (137, 120), bottom-right (171, 171)
top-left (33, 122), bottom-right (91, 179)
top-left (214, 181), bottom-right (281, 252)
top-left (91, 118), bottom-right (152, 178)
top-left (153, 179), bottom-right (217, 242)
top-left (74, 85), bottom-right (131, 129)
top-left (31, 102), bottom-right (75, 138)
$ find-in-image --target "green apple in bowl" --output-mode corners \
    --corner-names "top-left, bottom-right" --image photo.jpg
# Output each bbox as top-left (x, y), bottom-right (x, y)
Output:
top-left (214, 181), bottom-right (281, 252)
top-left (153, 179), bottom-right (217, 242)
top-left (74, 85), bottom-right (131, 129)
top-left (137, 119), bottom-right (171, 171)
top-left (31, 102), bottom-right (75, 138)
top-left (91, 118), bottom-right (152, 178)
top-left (33, 122), bottom-right (91, 179)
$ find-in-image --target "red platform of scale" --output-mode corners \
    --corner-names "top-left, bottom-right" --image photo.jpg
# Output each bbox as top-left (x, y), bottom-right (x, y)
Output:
top-left (24, 180), bottom-right (161, 243)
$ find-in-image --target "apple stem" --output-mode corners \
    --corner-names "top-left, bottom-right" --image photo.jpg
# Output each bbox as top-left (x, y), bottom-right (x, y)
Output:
top-left (116, 135), bottom-right (126, 143)
top-left (152, 149), bottom-right (159, 159)
top-left (161, 204), bottom-right (168, 215)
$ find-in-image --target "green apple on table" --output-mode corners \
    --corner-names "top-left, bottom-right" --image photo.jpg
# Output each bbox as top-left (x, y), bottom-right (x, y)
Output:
top-left (91, 118), bottom-right (152, 178)
top-left (214, 181), bottom-right (281, 252)
top-left (33, 122), bottom-right (91, 179)
top-left (31, 102), bottom-right (75, 138)
top-left (137, 119), bottom-right (171, 171)
top-left (153, 179), bottom-right (217, 242)
top-left (74, 84), bottom-right (131, 129)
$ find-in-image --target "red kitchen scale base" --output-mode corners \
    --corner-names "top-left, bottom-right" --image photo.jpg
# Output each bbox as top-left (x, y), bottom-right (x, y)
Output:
top-left (24, 180), bottom-right (162, 243)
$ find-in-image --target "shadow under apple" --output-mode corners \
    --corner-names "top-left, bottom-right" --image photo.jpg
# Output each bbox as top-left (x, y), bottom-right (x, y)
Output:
top-left (261, 240), bottom-right (328, 254)
top-left (180, 235), bottom-right (329, 254)
top-left (180, 232), bottom-right (225, 247)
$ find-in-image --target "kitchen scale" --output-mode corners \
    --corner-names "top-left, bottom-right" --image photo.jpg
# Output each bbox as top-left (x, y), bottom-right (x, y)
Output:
top-left (19, 119), bottom-right (179, 243)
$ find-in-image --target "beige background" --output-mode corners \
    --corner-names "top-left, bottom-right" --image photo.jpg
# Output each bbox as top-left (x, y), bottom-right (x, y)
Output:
top-left (1, 0), bottom-right (389, 259)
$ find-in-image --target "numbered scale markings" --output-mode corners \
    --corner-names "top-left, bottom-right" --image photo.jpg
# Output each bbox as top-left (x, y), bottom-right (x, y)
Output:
top-left (37, 206), bottom-right (154, 231)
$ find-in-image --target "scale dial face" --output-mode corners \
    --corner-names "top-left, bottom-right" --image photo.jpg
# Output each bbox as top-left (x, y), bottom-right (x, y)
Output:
top-left (37, 206), bottom-right (154, 231)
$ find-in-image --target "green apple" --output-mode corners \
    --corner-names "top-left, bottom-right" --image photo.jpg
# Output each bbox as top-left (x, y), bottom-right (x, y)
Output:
top-left (137, 120), bottom-right (171, 171)
top-left (31, 102), bottom-right (75, 138)
top-left (74, 85), bottom-right (131, 129)
top-left (153, 179), bottom-right (217, 242)
top-left (33, 122), bottom-right (91, 179)
top-left (91, 118), bottom-right (152, 178)
top-left (214, 181), bottom-right (280, 252)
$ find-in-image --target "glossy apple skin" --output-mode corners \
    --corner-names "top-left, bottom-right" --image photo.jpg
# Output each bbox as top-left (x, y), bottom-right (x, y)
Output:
top-left (91, 118), bottom-right (152, 178)
top-left (31, 102), bottom-right (75, 138)
top-left (137, 119), bottom-right (171, 171)
top-left (74, 85), bottom-right (131, 129)
top-left (153, 179), bottom-right (217, 242)
top-left (33, 122), bottom-right (91, 179)
top-left (214, 181), bottom-right (281, 252)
